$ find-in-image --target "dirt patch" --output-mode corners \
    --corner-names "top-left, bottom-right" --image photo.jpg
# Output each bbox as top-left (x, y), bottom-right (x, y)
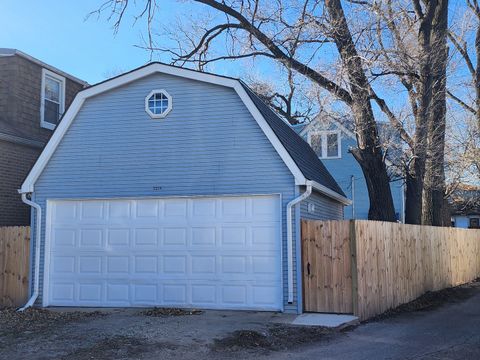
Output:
top-left (0, 307), bottom-right (106, 337)
top-left (370, 280), bottom-right (480, 322)
top-left (140, 307), bottom-right (203, 317)
top-left (211, 324), bottom-right (333, 353)
top-left (60, 335), bottom-right (178, 360)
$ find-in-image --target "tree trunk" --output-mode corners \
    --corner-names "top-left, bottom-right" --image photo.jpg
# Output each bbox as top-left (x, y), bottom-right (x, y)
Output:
top-left (405, 171), bottom-right (423, 225)
top-left (404, 1), bottom-right (438, 225)
top-left (422, 0), bottom-right (449, 226)
top-left (351, 148), bottom-right (397, 221)
top-left (476, 22), bottom-right (480, 129)
top-left (325, 0), bottom-right (396, 222)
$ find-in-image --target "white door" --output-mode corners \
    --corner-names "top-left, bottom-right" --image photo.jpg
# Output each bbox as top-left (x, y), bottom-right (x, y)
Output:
top-left (45, 195), bottom-right (282, 310)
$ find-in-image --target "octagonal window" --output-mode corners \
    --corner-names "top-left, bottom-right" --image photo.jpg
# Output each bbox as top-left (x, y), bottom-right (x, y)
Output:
top-left (145, 90), bottom-right (172, 118)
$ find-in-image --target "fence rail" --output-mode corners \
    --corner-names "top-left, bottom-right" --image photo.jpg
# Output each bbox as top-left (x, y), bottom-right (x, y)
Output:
top-left (0, 226), bottom-right (30, 307)
top-left (301, 220), bottom-right (480, 320)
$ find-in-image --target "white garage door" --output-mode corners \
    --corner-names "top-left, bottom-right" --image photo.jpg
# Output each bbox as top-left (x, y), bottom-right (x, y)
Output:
top-left (45, 195), bottom-right (282, 310)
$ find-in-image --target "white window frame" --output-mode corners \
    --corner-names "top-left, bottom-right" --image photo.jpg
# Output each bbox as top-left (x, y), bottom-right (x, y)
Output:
top-left (40, 68), bottom-right (66, 130)
top-left (307, 130), bottom-right (342, 159)
top-left (145, 89), bottom-right (173, 119)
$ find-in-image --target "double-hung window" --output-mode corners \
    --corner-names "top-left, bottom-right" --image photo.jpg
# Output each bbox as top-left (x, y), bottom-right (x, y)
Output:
top-left (308, 131), bottom-right (341, 159)
top-left (41, 69), bottom-right (65, 129)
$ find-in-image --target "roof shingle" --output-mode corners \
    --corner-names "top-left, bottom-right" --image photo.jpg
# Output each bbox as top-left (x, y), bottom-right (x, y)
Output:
top-left (241, 83), bottom-right (345, 197)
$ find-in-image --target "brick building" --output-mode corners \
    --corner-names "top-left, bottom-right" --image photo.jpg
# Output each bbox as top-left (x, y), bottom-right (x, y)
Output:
top-left (0, 49), bottom-right (87, 225)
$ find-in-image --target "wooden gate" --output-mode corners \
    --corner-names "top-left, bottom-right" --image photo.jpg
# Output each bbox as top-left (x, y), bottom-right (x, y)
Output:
top-left (301, 220), bottom-right (354, 313)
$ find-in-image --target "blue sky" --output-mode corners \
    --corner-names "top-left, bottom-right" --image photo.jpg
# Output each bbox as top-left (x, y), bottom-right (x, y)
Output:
top-left (0, 1), bottom-right (173, 83)
top-left (0, 0), bottom-right (473, 118)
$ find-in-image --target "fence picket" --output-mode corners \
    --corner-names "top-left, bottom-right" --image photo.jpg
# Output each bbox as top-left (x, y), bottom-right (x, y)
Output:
top-left (0, 226), bottom-right (30, 307)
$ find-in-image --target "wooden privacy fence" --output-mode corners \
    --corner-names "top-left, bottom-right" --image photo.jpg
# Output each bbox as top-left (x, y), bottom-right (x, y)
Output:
top-left (301, 220), bottom-right (480, 320)
top-left (0, 226), bottom-right (30, 307)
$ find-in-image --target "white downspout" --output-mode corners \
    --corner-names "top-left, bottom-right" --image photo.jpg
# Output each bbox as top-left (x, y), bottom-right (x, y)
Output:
top-left (18, 193), bottom-right (41, 311)
top-left (286, 181), bottom-right (312, 304)
top-left (351, 175), bottom-right (355, 219)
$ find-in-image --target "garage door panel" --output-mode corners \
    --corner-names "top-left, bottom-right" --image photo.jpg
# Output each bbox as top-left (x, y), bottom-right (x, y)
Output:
top-left (106, 283), bottom-right (130, 302)
top-left (79, 283), bottom-right (103, 302)
top-left (163, 227), bottom-right (187, 245)
top-left (79, 256), bottom-right (102, 274)
top-left (134, 228), bottom-right (159, 246)
top-left (79, 228), bottom-right (104, 248)
top-left (53, 201), bottom-right (77, 221)
top-left (136, 200), bottom-right (160, 218)
top-left (163, 284), bottom-right (187, 303)
top-left (164, 200), bottom-right (187, 217)
top-left (108, 201), bottom-right (131, 219)
top-left (53, 228), bottom-right (77, 247)
top-left (51, 282), bottom-right (75, 302)
top-left (81, 201), bottom-right (105, 220)
top-left (47, 195), bottom-right (282, 310)
top-left (192, 199), bottom-right (217, 217)
top-left (107, 228), bottom-right (131, 247)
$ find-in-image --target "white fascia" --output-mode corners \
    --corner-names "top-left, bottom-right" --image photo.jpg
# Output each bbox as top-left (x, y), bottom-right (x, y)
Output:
top-left (310, 180), bottom-right (352, 205)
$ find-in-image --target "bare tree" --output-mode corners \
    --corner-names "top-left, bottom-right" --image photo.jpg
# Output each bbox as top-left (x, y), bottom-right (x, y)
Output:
top-left (444, 115), bottom-right (480, 191)
top-left (446, 1), bottom-right (480, 185)
top-left (93, 0), bottom-right (465, 225)
top-left (246, 67), bottom-right (318, 125)
top-left (94, 0), bottom-right (399, 221)
top-left (448, 0), bottom-right (480, 129)
top-left (364, 0), bottom-right (450, 225)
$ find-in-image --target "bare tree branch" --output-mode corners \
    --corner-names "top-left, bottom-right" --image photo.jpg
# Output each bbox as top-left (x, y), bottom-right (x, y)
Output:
top-left (447, 90), bottom-right (477, 114)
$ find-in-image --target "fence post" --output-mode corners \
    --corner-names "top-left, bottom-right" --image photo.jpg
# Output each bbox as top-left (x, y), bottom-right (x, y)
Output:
top-left (349, 220), bottom-right (359, 317)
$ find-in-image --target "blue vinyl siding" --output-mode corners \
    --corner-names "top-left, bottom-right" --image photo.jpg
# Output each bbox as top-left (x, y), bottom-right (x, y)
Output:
top-left (300, 189), bottom-right (344, 220)
top-left (31, 73), bottom-right (313, 311)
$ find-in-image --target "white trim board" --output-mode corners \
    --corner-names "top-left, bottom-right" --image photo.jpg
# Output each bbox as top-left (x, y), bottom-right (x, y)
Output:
top-left (20, 63), bottom-right (346, 204)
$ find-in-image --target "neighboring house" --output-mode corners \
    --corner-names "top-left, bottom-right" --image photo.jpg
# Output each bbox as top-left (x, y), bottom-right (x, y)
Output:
top-left (450, 185), bottom-right (480, 229)
top-left (19, 63), bottom-right (350, 313)
top-left (295, 117), bottom-right (405, 222)
top-left (0, 48), bottom-right (87, 226)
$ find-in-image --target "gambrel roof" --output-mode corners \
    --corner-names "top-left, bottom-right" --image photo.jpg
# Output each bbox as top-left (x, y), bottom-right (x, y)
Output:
top-left (20, 62), bottom-right (349, 204)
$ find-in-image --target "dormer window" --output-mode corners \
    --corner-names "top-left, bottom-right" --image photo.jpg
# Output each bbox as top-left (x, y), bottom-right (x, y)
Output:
top-left (308, 131), bottom-right (341, 159)
top-left (41, 69), bottom-right (65, 130)
top-left (145, 90), bottom-right (172, 118)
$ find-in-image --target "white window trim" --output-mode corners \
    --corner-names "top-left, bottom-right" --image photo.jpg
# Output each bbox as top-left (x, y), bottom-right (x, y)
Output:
top-left (145, 89), bottom-right (172, 119)
top-left (307, 130), bottom-right (342, 159)
top-left (40, 68), bottom-right (66, 130)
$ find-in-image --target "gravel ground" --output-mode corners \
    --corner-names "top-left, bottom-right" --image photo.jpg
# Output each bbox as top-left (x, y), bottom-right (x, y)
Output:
top-left (0, 307), bottom-right (332, 359)
top-left (0, 280), bottom-right (478, 360)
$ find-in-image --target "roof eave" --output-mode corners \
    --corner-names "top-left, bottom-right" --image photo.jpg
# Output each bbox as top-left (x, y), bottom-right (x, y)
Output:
top-left (309, 180), bottom-right (352, 205)
top-left (0, 48), bottom-right (88, 86)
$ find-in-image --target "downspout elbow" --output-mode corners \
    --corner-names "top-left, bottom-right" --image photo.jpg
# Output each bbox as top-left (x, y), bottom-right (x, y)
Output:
top-left (18, 192), bottom-right (41, 311)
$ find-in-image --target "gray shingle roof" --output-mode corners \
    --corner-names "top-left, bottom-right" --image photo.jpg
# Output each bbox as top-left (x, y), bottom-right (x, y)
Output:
top-left (241, 83), bottom-right (345, 197)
